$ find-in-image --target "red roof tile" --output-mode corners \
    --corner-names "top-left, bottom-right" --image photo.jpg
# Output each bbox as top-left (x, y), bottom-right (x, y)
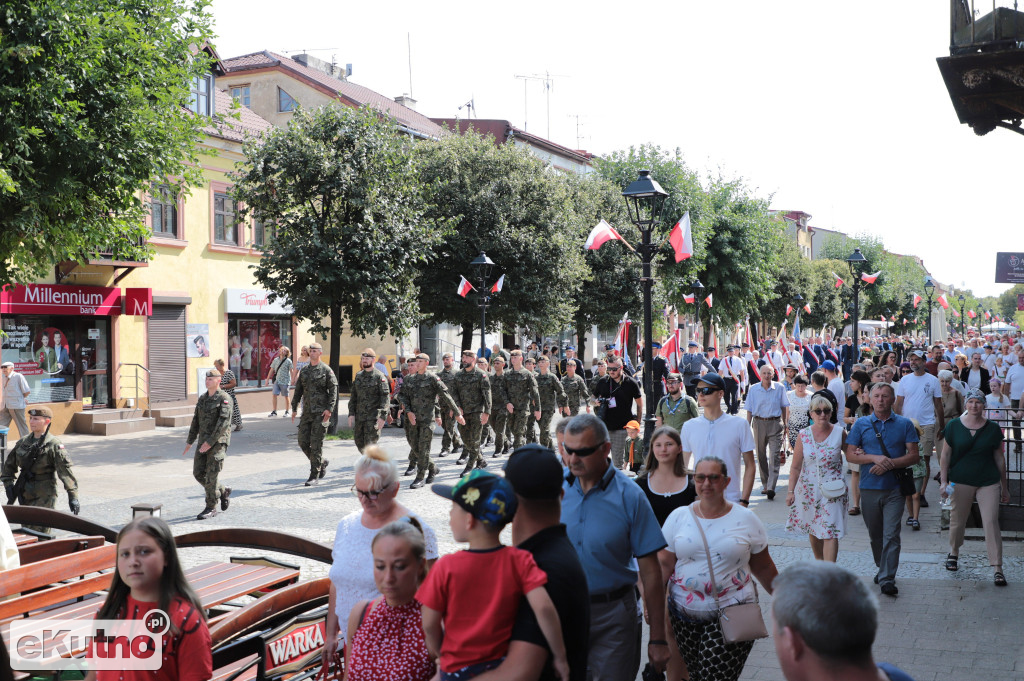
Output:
top-left (203, 89), bottom-right (274, 143)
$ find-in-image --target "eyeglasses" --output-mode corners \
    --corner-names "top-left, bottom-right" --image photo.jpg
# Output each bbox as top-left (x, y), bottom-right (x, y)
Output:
top-left (696, 387), bottom-right (721, 395)
top-left (693, 473), bottom-right (724, 483)
top-left (811, 408), bottom-right (832, 415)
top-left (351, 485), bottom-right (388, 500)
top-left (563, 443), bottom-right (604, 457)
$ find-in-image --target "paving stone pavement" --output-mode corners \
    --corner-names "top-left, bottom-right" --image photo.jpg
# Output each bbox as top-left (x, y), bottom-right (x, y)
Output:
top-left (34, 402), bottom-right (1024, 680)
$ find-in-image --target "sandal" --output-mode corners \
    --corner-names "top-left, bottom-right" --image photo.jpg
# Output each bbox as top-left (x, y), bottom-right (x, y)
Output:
top-left (945, 554), bottom-right (959, 572)
top-left (848, 506), bottom-right (861, 516)
top-left (994, 572), bottom-right (1007, 587)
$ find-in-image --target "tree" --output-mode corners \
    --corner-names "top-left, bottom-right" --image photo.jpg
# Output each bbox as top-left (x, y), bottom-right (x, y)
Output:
top-left (0, 0), bottom-right (215, 284)
top-left (232, 105), bottom-right (443, 373)
top-left (414, 131), bottom-right (586, 350)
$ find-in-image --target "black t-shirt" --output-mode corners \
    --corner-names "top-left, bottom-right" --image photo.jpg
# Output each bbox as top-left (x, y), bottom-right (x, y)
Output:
top-left (591, 375), bottom-right (643, 430)
top-left (844, 393), bottom-right (860, 417)
top-left (509, 525), bottom-right (590, 681)
top-left (635, 474), bottom-right (696, 526)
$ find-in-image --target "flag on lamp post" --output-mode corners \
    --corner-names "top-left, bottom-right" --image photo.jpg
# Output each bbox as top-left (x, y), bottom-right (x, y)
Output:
top-left (831, 271), bottom-right (844, 288)
top-left (704, 293), bottom-right (713, 308)
top-left (785, 304), bottom-right (793, 316)
top-left (683, 293), bottom-right (695, 304)
top-left (937, 294), bottom-right (949, 309)
top-left (456, 276), bottom-right (474, 298)
top-left (843, 311), bottom-right (850, 320)
top-left (802, 303), bottom-right (811, 314)
top-left (584, 219), bottom-right (624, 250)
top-left (490, 274), bottom-right (505, 293)
top-left (913, 293), bottom-right (922, 309)
top-left (669, 212), bottom-right (693, 262)
top-left (861, 271), bottom-right (880, 284)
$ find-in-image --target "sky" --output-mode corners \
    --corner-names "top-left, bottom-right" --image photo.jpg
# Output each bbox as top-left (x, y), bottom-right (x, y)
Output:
top-left (208, 1), bottom-right (1019, 298)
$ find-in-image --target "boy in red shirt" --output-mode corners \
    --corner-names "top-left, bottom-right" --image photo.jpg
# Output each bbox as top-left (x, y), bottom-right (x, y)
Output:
top-left (419, 470), bottom-right (569, 680)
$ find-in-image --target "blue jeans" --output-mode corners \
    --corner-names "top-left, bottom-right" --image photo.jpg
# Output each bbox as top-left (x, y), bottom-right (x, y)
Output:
top-left (441, 658), bottom-right (503, 680)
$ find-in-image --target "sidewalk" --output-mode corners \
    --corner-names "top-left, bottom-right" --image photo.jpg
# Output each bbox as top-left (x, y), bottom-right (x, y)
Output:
top-left (40, 406), bottom-right (1024, 681)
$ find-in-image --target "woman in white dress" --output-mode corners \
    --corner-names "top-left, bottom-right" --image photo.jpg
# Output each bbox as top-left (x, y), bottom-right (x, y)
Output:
top-left (786, 390), bottom-right (847, 562)
top-left (786, 374), bottom-right (811, 452)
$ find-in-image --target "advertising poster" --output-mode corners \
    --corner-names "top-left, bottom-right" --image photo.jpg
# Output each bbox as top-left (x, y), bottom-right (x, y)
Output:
top-left (0, 321), bottom-right (75, 402)
top-left (186, 324), bottom-right (211, 358)
top-left (259, 321), bottom-right (283, 386)
top-left (238, 320), bottom-right (260, 386)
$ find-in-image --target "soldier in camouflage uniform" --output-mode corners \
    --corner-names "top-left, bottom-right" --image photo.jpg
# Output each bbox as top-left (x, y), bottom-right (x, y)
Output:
top-left (505, 350), bottom-right (541, 450)
top-left (348, 348), bottom-right (390, 453)
top-left (524, 356), bottom-right (540, 443)
top-left (183, 371), bottom-right (233, 519)
top-left (452, 350), bottom-right (492, 475)
top-left (535, 356), bottom-right (569, 449)
top-left (437, 353), bottom-right (463, 456)
top-left (562, 359), bottom-right (591, 416)
top-left (486, 356), bottom-right (510, 457)
top-left (474, 357), bottom-right (495, 447)
top-left (291, 343), bottom-right (338, 486)
top-left (1, 406), bottom-right (79, 533)
top-left (399, 352), bottom-right (462, 489)
top-left (589, 359), bottom-right (608, 394)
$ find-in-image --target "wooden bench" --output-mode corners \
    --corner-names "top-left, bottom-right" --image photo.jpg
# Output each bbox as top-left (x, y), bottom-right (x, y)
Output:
top-left (0, 543), bottom-right (115, 622)
top-left (17, 535), bottom-right (106, 565)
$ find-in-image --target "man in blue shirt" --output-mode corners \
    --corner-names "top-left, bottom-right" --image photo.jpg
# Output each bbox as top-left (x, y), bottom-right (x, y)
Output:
top-left (561, 413), bottom-right (668, 680)
top-left (745, 365), bottom-right (790, 500)
top-left (846, 382), bottom-right (920, 597)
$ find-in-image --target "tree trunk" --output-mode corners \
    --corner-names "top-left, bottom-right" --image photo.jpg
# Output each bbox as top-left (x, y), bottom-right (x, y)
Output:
top-left (328, 302), bottom-right (342, 434)
top-left (461, 321), bottom-right (474, 353)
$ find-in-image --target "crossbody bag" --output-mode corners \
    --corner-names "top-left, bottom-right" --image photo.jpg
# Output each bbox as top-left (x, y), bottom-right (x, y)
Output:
top-left (869, 420), bottom-right (916, 497)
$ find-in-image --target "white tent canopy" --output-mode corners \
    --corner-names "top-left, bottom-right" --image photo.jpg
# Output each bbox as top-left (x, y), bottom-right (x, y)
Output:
top-left (982, 322), bottom-right (1014, 332)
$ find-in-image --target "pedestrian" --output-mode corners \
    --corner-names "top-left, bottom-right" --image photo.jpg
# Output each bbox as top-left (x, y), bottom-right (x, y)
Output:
top-left (535, 356), bottom-right (569, 449)
top-left (452, 349), bottom-right (492, 475)
top-left (291, 342), bottom-right (338, 486)
top-left (655, 372), bottom-right (698, 431)
top-left (266, 346), bottom-right (293, 417)
top-left (745, 364), bottom-right (790, 500)
top-left (771, 562), bottom-right (918, 681)
top-left (487, 356), bottom-right (511, 457)
top-left (558, 346), bottom-right (585, 378)
top-left (182, 370), bottom-right (232, 520)
top-left (85, 517), bottom-right (211, 681)
top-left (679, 341), bottom-right (716, 399)
top-left (398, 352), bottom-right (462, 489)
top-left (590, 357), bottom-right (643, 470)
top-left (561, 359), bottom-right (591, 417)
top-left (524, 356), bottom-right (540, 444)
top-left (1003, 343), bottom-right (1024, 455)
top-left (846, 382), bottom-right (920, 597)
top-left (475, 357), bottom-right (495, 449)
top-left (623, 420), bottom-right (643, 474)
top-left (293, 345), bottom-right (310, 389)
top-left (348, 348), bottom-right (391, 453)
top-left (505, 350), bottom-right (541, 450)
top-left (1, 406), bottom-right (80, 533)
top-left (894, 350), bottom-right (942, 507)
top-left (213, 358), bottom-right (242, 431)
top-left (561, 414), bottom-right (669, 681)
top-left (821, 360), bottom-right (844, 410)
top-left (588, 359), bottom-right (607, 393)
top-left (718, 346), bottom-right (745, 415)
top-left (787, 374), bottom-right (812, 453)
top-left (437, 353), bottom-right (463, 457)
top-left (0, 361), bottom-right (31, 438)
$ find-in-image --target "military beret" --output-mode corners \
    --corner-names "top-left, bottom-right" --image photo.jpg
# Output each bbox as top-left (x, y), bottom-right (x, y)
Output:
top-left (28, 406), bottom-right (53, 418)
top-left (205, 370), bottom-right (221, 378)
top-left (667, 372), bottom-right (682, 381)
top-left (309, 343), bottom-right (323, 350)
top-left (415, 352), bottom-right (430, 361)
top-left (492, 356), bottom-right (506, 365)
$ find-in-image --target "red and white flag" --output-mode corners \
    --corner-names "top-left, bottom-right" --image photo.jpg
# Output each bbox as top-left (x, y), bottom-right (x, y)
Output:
top-left (968, 310), bottom-right (977, 319)
top-left (669, 212), bottom-right (693, 262)
top-left (785, 304), bottom-right (793, 316)
top-left (861, 271), bottom-right (880, 284)
top-left (490, 274), bottom-right (505, 293)
top-left (613, 318), bottom-right (631, 357)
top-left (456, 275), bottom-right (474, 298)
top-left (843, 311), bottom-right (850, 320)
top-left (985, 310), bottom-right (992, 320)
top-left (913, 293), bottom-right (922, 309)
top-left (661, 330), bottom-right (680, 361)
top-left (953, 308), bottom-right (961, 317)
top-left (802, 303), bottom-right (811, 314)
top-left (879, 315), bottom-right (886, 322)
top-left (683, 293), bottom-right (695, 304)
top-left (831, 271), bottom-right (844, 289)
top-left (584, 219), bottom-right (624, 250)
top-left (902, 317), bottom-right (908, 324)
top-left (704, 293), bottom-right (713, 308)
top-left (937, 294), bottom-right (949, 309)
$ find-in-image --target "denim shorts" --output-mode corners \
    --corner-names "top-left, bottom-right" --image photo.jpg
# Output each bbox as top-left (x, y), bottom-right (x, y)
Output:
top-left (441, 658), bottom-right (503, 680)
top-left (272, 382), bottom-right (290, 396)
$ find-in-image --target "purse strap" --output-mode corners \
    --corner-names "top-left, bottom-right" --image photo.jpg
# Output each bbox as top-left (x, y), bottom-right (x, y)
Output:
top-left (869, 419), bottom-right (892, 458)
top-left (690, 502), bottom-right (758, 611)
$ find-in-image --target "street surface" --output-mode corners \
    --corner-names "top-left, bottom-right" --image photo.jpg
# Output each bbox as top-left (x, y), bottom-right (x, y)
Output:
top-left (39, 400), bottom-right (1024, 681)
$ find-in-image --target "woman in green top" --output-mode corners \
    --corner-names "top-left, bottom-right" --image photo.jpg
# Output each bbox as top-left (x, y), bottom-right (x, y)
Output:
top-left (939, 388), bottom-right (1010, 585)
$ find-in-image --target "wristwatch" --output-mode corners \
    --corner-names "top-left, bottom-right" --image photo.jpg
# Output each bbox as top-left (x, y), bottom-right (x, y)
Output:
top-left (739, 499), bottom-right (750, 506)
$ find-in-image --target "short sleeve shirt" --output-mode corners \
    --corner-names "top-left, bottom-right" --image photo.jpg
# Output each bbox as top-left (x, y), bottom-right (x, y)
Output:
top-left (895, 372), bottom-right (941, 425)
top-left (680, 414), bottom-right (755, 501)
top-left (591, 375), bottom-right (643, 430)
top-left (847, 413), bottom-right (919, 490)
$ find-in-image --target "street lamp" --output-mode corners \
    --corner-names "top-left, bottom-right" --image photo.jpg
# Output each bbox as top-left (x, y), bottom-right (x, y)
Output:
top-left (692, 279), bottom-right (705, 346)
top-left (924, 276), bottom-right (935, 345)
top-left (622, 169), bottom-right (669, 449)
top-left (958, 294), bottom-right (966, 339)
top-left (846, 248), bottom-right (868, 347)
top-left (470, 251), bottom-right (496, 356)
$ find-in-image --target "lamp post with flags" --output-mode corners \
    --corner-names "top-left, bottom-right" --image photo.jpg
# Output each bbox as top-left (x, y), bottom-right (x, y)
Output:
top-left (846, 248), bottom-right (868, 348)
top-left (958, 294), bottom-right (966, 339)
top-left (462, 251), bottom-right (502, 356)
top-left (692, 279), bottom-right (705, 347)
top-left (924, 276), bottom-right (935, 345)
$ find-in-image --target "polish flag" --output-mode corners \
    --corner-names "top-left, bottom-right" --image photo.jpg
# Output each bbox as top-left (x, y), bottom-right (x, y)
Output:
top-left (661, 330), bottom-right (679, 359)
top-left (490, 274), bottom-right (505, 293)
top-left (879, 315), bottom-right (886, 322)
top-left (831, 271), bottom-right (844, 289)
top-left (937, 294), bottom-right (949, 309)
top-left (803, 304), bottom-right (811, 314)
top-left (968, 310), bottom-right (977, 319)
top-left (843, 311), bottom-right (850, 320)
top-left (985, 310), bottom-right (992, 320)
top-left (952, 308), bottom-right (961, 317)
top-left (912, 294), bottom-right (921, 309)
top-left (585, 219), bottom-right (624, 250)
top-left (902, 318), bottom-right (908, 324)
top-left (785, 304), bottom-right (793, 316)
top-left (704, 293), bottom-right (713, 308)
top-left (669, 212), bottom-right (693, 262)
top-left (683, 293), bottom-right (695, 304)
top-left (456, 276), bottom-right (474, 298)
top-left (613, 318), bottom-right (631, 357)
top-left (861, 271), bottom-right (880, 284)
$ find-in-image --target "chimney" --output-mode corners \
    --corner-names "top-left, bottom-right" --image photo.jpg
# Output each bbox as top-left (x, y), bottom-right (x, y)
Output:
top-left (293, 53), bottom-right (346, 80)
top-left (394, 94), bottom-right (417, 111)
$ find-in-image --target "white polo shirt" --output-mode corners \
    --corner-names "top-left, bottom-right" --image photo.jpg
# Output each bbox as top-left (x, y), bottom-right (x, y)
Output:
top-left (681, 413), bottom-right (755, 502)
top-left (1005, 362), bottom-right (1024, 401)
top-left (895, 372), bottom-right (941, 426)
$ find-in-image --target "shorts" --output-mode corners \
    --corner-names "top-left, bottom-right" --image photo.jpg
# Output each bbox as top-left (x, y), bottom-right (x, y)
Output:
top-left (441, 658), bottom-right (503, 680)
top-left (272, 382), bottom-right (290, 396)
top-left (918, 423), bottom-right (936, 458)
top-left (914, 476), bottom-right (925, 494)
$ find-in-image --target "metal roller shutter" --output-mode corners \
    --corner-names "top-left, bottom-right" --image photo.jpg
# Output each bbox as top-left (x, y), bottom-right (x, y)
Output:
top-left (148, 305), bottom-right (187, 402)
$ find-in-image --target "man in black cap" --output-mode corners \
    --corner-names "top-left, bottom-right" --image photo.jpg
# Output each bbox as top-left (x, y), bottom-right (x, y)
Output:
top-left (479, 445), bottom-right (590, 681)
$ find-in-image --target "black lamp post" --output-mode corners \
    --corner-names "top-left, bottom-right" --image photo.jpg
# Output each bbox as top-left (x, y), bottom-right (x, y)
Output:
top-left (469, 251), bottom-right (496, 356)
top-left (958, 294), bottom-right (966, 339)
top-left (846, 248), bottom-right (868, 347)
top-left (924, 276), bottom-right (935, 345)
top-left (622, 169), bottom-right (669, 450)
top-left (692, 279), bottom-right (706, 347)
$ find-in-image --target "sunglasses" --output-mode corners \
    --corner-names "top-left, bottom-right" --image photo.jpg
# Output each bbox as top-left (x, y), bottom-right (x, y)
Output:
top-left (694, 473), bottom-right (724, 482)
top-left (563, 443), bottom-right (605, 457)
top-left (696, 386), bottom-right (721, 395)
top-left (608, 367), bottom-right (622, 373)
top-left (351, 485), bottom-right (389, 500)
top-left (811, 408), bottom-right (832, 415)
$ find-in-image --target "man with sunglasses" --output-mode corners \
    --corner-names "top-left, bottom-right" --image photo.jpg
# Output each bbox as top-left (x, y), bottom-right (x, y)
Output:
top-left (347, 348), bottom-right (390, 453)
top-left (680, 373), bottom-right (756, 506)
top-left (894, 350), bottom-right (942, 507)
top-left (591, 358), bottom-right (643, 470)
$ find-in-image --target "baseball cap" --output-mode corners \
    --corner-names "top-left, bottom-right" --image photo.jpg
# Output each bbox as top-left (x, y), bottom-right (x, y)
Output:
top-left (820, 360), bottom-right (837, 372)
top-left (696, 373), bottom-right (726, 391)
top-left (909, 349), bottom-right (926, 359)
top-left (432, 470), bottom-right (517, 528)
top-left (625, 420), bottom-right (641, 431)
top-left (503, 444), bottom-right (564, 500)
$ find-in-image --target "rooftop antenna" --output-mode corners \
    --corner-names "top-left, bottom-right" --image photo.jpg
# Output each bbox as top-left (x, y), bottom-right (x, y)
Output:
top-left (282, 47), bottom-right (338, 55)
top-left (568, 113), bottom-right (585, 149)
top-left (458, 96), bottom-right (476, 118)
top-left (514, 72), bottom-right (567, 139)
top-left (407, 32), bottom-right (413, 97)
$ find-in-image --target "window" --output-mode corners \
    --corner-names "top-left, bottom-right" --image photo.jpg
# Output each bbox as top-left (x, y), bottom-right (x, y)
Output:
top-left (214, 193), bottom-right (238, 245)
top-left (229, 85), bottom-right (251, 108)
top-left (279, 87), bottom-right (297, 113)
top-left (189, 74), bottom-right (212, 116)
top-left (228, 318), bottom-right (293, 388)
top-left (150, 185), bottom-right (178, 236)
top-left (253, 219), bottom-right (276, 249)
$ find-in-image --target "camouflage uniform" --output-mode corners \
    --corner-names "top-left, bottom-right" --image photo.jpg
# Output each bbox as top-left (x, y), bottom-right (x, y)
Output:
top-left (504, 367), bottom-right (541, 450)
top-left (1, 431), bottom-right (78, 533)
top-left (488, 370), bottom-right (510, 455)
top-left (437, 366), bottom-right (463, 452)
top-left (562, 373), bottom-right (591, 416)
top-left (398, 371), bottom-right (459, 480)
top-left (186, 388), bottom-right (232, 510)
top-left (452, 367), bottom-right (492, 470)
top-left (292, 362), bottom-right (339, 479)
top-left (535, 372), bottom-right (567, 449)
top-left (348, 368), bottom-right (390, 452)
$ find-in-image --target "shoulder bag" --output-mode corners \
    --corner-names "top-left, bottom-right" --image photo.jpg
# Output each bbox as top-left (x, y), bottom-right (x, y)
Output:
top-left (869, 420), bottom-right (916, 496)
top-left (691, 504), bottom-right (768, 643)
top-left (817, 427), bottom-right (847, 500)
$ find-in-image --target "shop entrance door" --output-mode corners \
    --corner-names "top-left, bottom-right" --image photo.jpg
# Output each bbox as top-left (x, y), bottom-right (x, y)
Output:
top-left (76, 319), bottom-right (112, 409)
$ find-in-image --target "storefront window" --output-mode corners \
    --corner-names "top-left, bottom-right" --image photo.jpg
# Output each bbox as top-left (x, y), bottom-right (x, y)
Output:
top-left (228, 316), bottom-right (292, 388)
top-left (0, 317), bottom-right (78, 403)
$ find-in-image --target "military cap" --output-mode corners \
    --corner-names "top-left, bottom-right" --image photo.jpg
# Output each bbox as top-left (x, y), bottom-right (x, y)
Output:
top-left (666, 372), bottom-right (682, 381)
top-left (28, 406), bottom-right (53, 418)
top-left (415, 352), bottom-right (430, 361)
top-left (205, 370), bottom-right (221, 378)
top-left (309, 342), bottom-right (323, 350)
top-left (492, 356), bottom-right (506, 365)
top-left (688, 341), bottom-right (699, 347)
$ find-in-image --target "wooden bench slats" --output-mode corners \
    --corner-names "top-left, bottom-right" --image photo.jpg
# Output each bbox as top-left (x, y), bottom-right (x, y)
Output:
top-left (17, 536), bottom-right (106, 565)
top-left (0, 544), bottom-right (115, 595)
top-left (0, 573), bottom-right (112, 621)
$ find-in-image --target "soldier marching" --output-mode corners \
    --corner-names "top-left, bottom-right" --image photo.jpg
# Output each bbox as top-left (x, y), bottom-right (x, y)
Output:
top-left (183, 370), bottom-right (233, 519)
top-left (291, 342), bottom-right (338, 486)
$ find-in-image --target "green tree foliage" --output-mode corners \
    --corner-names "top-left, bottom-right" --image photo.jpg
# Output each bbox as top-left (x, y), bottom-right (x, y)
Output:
top-left (414, 131), bottom-right (586, 350)
top-left (0, 0), bottom-right (215, 283)
top-left (232, 105), bottom-right (442, 371)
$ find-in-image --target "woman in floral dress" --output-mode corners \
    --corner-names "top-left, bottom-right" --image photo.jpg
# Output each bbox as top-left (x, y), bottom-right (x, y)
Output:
top-left (785, 391), bottom-right (847, 562)
top-left (786, 374), bottom-right (811, 452)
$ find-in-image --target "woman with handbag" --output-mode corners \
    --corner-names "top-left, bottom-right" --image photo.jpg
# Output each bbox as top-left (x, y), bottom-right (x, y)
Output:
top-left (658, 457), bottom-right (778, 681)
top-left (785, 391), bottom-right (848, 561)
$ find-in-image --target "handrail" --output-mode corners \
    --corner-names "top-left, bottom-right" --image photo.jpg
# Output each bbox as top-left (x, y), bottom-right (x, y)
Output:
top-left (116, 362), bottom-right (150, 417)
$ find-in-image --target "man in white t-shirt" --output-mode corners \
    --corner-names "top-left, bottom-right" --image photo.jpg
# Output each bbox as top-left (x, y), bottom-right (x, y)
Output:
top-left (821, 360), bottom-right (845, 412)
top-left (894, 349), bottom-right (943, 504)
top-left (1002, 346), bottom-right (1024, 454)
top-left (681, 373), bottom-right (755, 505)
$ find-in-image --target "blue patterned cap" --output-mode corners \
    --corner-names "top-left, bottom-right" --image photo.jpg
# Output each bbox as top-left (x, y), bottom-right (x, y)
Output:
top-left (432, 470), bottom-right (518, 528)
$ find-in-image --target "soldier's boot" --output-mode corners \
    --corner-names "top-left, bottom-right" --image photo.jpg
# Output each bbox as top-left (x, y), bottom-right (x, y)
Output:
top-left (475, 457), bottom-right (488, 469)
top-left (439, 449), bottom-right (449, 457)
top-left (304, 469), bottom-right (319, 486)
top-left (456, 453), bottom-right (468, 465)
top-left (409, 473), bottom-right (426, 489)
top-left (460, 462), bottom-right (474, 476)
top-left (485, 435), bottom-right (494, 446)
top-left (425, 463), bottom-right (438, 484)
top-left (452, 443), bottom-right (462, 453)
top-left (319, 459), bottom-right (330, 479)
top-left (197, 506), bottom-right (217, 520)
top-left (404, 462), bottom-right (416, 476)
top-left (220, 487), bottom-right (232, 511)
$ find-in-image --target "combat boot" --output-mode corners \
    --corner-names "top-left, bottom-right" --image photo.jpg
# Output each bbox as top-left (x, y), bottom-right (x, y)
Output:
top-left (409, 473), bottom-right (426, 489)
top-left (456, 454), bottom-right (468, 465)
top-left (220, 487), bottom-right (232, 511)
top-left (425, 464), bottom-right (438, 484)
top-left (304, 471), bottom-right (318, 486)
top-left (439, 449), bottom-right (450, 457)
top-left (319, 459), bottom-right (330, 479)
top-left (404, 462), bottom-right (416, 476)
top-left (476, 458), bottom-right (488, 469)
top-left (460, 462), bottom-right (474, 476)
top-left (197, 506), bottom-right (217, 520)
